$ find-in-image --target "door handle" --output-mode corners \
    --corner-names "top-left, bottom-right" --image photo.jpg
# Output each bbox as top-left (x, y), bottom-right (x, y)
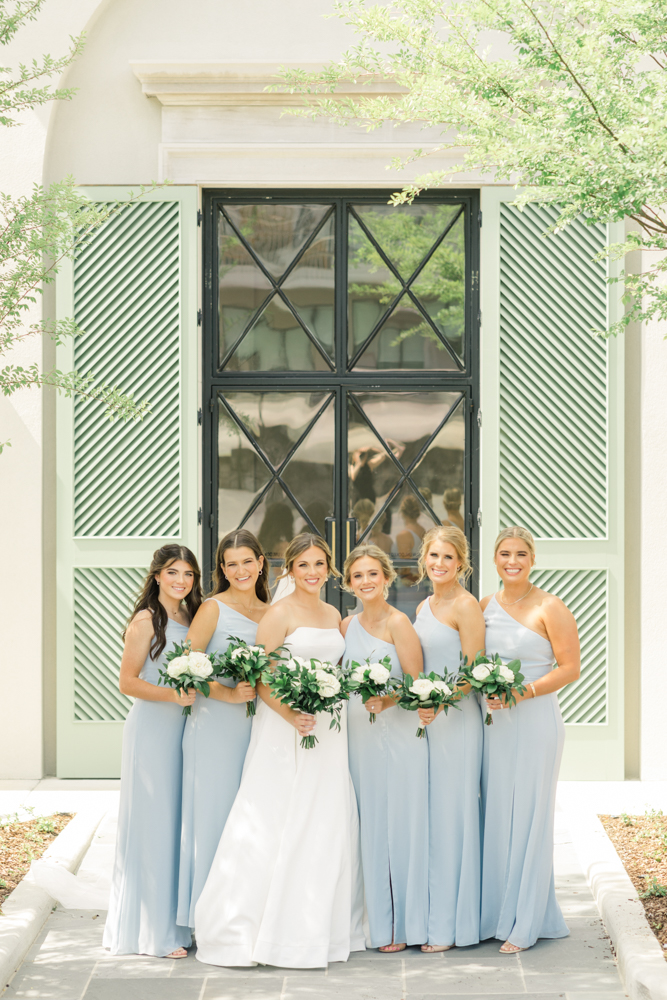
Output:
top-left (324, 516), bottom-right (337, 570)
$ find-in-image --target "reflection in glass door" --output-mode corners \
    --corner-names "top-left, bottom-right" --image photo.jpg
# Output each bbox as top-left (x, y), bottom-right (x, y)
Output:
top-left (202, 191), bottom-right (479, 608)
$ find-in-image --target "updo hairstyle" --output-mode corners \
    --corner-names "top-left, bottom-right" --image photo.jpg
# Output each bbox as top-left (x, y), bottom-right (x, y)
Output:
top-left (280, 532), bottom-right (341, 580)
top-left (343, 543), bottom-right (397, 598)
top-left (417, 525), bottom-right (472, 584)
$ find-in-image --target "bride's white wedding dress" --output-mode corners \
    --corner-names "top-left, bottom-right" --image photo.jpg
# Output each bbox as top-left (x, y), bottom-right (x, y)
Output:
top-left (194, 626), bottom-right (366, 969)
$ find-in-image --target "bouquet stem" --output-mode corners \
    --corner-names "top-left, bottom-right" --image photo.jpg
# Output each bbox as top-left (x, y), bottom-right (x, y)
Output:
top-left (300, 734), bottom-right (318, 750)
top-left (369, 712), bottom-right (376, 724)
top-left (416, 726), bottom-right (426, 738)
top-left (485, 712), bottom-right (493, 725)
top-left (246, 701), bottom-right (256, 718)
top-left (182, 705), bottom-right (193, 717)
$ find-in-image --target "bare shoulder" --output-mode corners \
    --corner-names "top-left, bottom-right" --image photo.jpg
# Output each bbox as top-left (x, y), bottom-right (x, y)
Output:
top-left (479, 593), bottom-right (494, 612)
top-left (259, 601), bottom-right (290, 626)
top-left (539, 590), bottom-right (576, 624)
top-left (388, 608), bottom-right (417, 638)
top-left (455, 589), bottom-right (485, 620)
top-left (323, 603), bottom-right (342, 627)
top-left (340, 614), bottom-right (355, 638)
top-left (191, 597), bottom-right (219, 620)
top-left (125, 610), bottom-right (154, 640)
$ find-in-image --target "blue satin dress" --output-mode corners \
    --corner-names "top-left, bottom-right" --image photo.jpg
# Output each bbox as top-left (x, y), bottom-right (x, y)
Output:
top-left (345, 615), bottom-right (429, 948)
top-left (177, 600), bottom-right (258, 928)
top-left (104, 619), bottom-right (192, 956)
top-left (414, 598), bottom-right (483, 947)
top-left (481, 595), bottom-right (569, 948)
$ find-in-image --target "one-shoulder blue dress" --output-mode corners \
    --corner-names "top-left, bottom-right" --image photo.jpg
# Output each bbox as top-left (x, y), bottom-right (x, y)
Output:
top-left (481, 595), bottom-right (569, 948)
top-left (414, 598), bottom-right (483, 947)
top-left (104, 619), bottom-right (192, 956)
top-left (345, 615), bottom-right (429, 948)
top-left (177, 599), bottom-right (258, 928)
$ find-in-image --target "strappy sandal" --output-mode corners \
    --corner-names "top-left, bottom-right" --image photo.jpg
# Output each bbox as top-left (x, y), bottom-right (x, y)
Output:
top-left (166, 947), bottom-right (188, 959)
top-left (379, 942), bottom-right (407, 953)
top-left (421, 944), bottom-right (454, 952)
top-left (499, 941), bottom-right (527, 954)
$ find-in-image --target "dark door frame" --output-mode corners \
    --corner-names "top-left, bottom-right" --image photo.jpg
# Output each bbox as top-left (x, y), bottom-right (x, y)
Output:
top-left (201, 188), bottom-right (481, 599)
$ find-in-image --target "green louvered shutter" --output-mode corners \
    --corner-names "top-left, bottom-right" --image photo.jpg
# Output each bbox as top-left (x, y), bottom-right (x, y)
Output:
top-left (481, 192), bottom-right (624, 780)
top-left (56, 187), bottom-right (198, 777)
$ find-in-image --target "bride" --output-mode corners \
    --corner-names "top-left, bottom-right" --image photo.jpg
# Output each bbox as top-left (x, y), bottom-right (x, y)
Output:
top-left (195, 533), bottom-right (365, 969)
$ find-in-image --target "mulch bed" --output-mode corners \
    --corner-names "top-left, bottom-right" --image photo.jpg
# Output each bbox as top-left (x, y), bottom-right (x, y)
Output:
top-left (600, 810), bottom-right (667, 955)
top-left (0, 812), bottom-right (73, 908)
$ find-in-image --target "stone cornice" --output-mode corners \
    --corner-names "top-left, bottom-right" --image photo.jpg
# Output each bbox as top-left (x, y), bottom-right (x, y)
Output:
top-left (129, 61), bottom-right (405, 107)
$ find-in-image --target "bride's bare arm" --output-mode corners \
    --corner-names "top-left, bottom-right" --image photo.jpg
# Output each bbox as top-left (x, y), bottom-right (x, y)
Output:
top-left (256, 606), bottom-right (315, 736)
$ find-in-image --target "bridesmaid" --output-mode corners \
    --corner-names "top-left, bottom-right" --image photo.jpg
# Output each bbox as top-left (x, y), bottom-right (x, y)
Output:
top-left (177, 530), bottom-right (269, 928)
top-left (104, 545), bottom-right (202, 958)
top-left (342, 543), bottom-right (428, 953)
top-left (480, 525), bottom-right (580, 953)
top-left (413, 526), bottom-right (486, 951)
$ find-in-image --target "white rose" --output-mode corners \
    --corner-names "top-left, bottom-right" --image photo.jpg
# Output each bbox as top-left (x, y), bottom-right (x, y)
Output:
top-left (368, 664), bottom-right (391, 685)
top-left (291, 655), bottom-right (308, 668)
top-left (350, 666), bottom-right (367, 683)
top-left (497, 664), bottom-right (515, 684)
top-left (432, 680), bottom-right (452, 697)
top-left (249, 645), bottom-right (263, 654)
top-left (472, 664), bottom-right (492, 682)
top-left (187, 652), bottom-right (213, 679)
top-left (411, 678), bottom-right (435, 700)
top-left (230, 646), bottom-right (246, 660)
top-left (315, 669), bottom-right (341, 698)
top-left (166, 656), bottom-right (190, 679)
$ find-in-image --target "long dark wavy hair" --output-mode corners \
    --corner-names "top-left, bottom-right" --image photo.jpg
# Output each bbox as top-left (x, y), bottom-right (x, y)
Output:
top-left (210, 529), bottom-right (270, 604)
top-left (125, 545), bottom-right (203, 660)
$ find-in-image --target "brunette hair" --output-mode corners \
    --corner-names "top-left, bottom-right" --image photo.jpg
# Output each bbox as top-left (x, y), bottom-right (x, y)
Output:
top-left (210, 529), bottom-right (270, 603)
top-left (280, 532), bottom-right (341, 580)
top-left (417, 525), bottom-right (472, 584)
top-left (400, 494), bottom-right (422, 522)
top-left (125, 545), bottom-right (202, 659)
top-left (493, 525), bottom-right (536, 559)
top-left (343, 543), bottom-right (397, 598)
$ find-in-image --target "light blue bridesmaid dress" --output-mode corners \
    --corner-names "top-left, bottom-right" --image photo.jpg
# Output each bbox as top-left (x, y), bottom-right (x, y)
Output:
top-left (414, 598), bottom-right (483, 947)
top-left (481, 595), bottom-right (569, 948)
top-left (345, 615), bottom-right (429, 948)
top-left (177, 600), bottom-right (258, 928)
top-left (104, 619), bottom-right (192, 956)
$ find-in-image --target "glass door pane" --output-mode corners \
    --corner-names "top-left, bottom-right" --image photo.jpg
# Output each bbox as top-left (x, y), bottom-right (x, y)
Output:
top-left (346, 389), bottom-right (466, 618)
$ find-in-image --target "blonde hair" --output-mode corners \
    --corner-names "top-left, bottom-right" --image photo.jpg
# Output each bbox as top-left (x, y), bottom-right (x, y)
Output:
top-left (417, 526), bottom-right (472, 584)
top-left (352, 498), bottom-right (375, 532)
top-left (280, 532), bottom-right (341, 580)
top-left (343, 543), bottom-right (397, 599)
top-left (493, 525), bottom-right (536, 560)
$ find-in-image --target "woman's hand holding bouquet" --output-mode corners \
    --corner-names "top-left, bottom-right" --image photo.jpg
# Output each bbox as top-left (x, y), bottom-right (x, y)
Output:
top-left (266, 654), bottom-right (351, 749)
top-left (215, 637), bottom-right (272, 717)
top-left (392, 671), bottom-right (460, 738)
top-left (158, 641), bottom-right (215, 716)
top-left (345, 655), bottom-right (394, 723)
top-left (458, 653), bottom-right (526, 725)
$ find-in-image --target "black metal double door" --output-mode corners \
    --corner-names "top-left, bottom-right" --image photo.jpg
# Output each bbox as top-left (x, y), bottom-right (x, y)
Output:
top-left (202, 190), bottom-right (480, 610)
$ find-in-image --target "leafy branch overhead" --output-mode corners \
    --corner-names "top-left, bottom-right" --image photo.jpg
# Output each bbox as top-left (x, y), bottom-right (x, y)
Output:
top-left (0, 0), bottom-right (150, 428)
top-left (277, 0), bottom-right (667, 337)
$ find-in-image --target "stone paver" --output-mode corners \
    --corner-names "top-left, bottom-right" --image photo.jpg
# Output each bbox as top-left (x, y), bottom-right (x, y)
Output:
top-left (1, 801), bottom-right (629, 999)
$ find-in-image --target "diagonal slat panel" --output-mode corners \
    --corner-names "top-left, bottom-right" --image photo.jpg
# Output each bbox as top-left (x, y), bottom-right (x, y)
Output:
top-left (73, 201), bottom-right (181, 537)
top-left (73, 567), bottom-right (145, 721)
top-left (499, 204), bottom-right (608, 539)
top-left (530, 568), bottom-right (607, 724)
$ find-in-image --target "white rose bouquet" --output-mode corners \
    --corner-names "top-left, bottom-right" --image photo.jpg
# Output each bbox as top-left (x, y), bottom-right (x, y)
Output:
top-left (267, 654), bottom-right (351, 749)
top-left (215, 637), bottom-right (272, 717)
top-left (392, 670), bottom-right (461, 737)
top-left (458, 653), bottom-right (525, 725)
top-left (344, 654), bottom-right (394, 723)
top-left (157, 641), bottom-right (214, 716)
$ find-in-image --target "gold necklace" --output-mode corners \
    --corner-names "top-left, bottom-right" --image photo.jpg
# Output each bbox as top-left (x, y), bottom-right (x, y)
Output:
top-left (500, 584), bottom-right (533, 606)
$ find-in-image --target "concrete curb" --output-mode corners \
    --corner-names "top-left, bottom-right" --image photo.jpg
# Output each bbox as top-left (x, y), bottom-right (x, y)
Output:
top-left (0, 808), bottom-right (104, 991)
top-left (563, 800), bottom-right (667, 1000)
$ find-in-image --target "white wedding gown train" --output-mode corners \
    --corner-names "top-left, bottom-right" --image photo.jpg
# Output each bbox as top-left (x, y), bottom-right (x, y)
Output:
top-left (194, 626), bottom-right (365, 969)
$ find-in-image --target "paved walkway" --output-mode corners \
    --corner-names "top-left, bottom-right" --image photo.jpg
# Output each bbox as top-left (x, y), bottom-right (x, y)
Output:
top-left (1, 781), bottom-right (632, 1000)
